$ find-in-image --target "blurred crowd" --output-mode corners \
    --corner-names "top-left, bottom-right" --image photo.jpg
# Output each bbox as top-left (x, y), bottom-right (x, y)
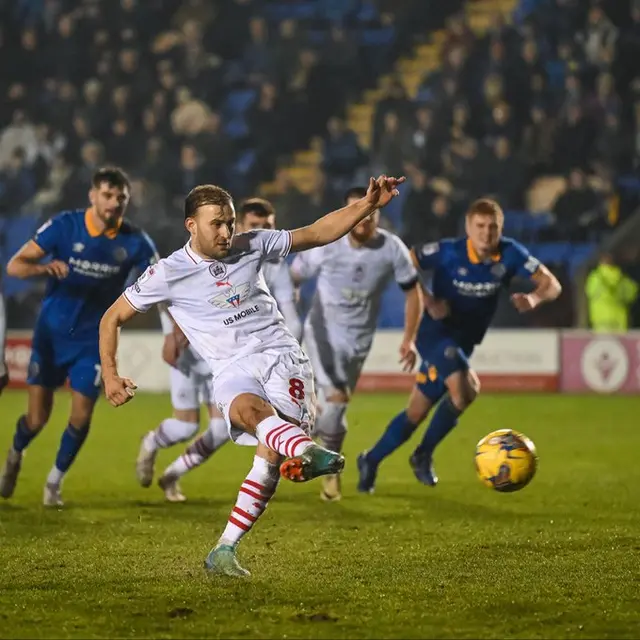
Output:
top-left (1, 0), bottom-right (640, 326)
top-left (363, 0), bottom-right (640, 246)
top-left (0, 0), bottom-right (437, 256)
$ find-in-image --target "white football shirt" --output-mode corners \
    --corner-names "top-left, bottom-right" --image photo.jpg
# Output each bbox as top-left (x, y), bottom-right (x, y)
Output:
top-left (291, 229), bottom-right (417, 356)
top-left (262, 257), bottom-right (302, 341)
top-left (125, 230), bottom-right (297, 373)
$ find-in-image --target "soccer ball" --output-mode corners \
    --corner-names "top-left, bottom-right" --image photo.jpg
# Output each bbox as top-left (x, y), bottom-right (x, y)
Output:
top-left (475, 429), bottom-right (537, 492)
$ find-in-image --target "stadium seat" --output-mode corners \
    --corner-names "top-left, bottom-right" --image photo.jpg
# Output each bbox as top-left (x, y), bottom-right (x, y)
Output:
top-left (567, 243), bottom-right (597, 279)
top-left (359, 27), bottom-right (395, 47)
top-left (528, 242), bottom-right (572, 266)
top-left (307, 29), bottom-right (328, 45)
top-left (264, 1), bottom-right (318, 22)
top-left (223, 89), bottom-right (257, 117)
top-left (224, 116), bottom-right (249, 139)
top-left (232, 149), bottom-right (257, 176)
top-left (503, 210), bottom-right (553, 242)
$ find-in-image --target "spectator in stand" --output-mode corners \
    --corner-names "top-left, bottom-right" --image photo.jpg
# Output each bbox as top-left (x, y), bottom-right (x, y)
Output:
top-left (552, 168), bottom-right (605, 241)
top-left (321, 116), bottom-right (367, 197)
top-left (371, 78), bottom-right (414, 155)
top-left (372, 111), bottom-right (405, 177)
top-left (401, 168), bottom-right (457, 246)
top-left (0, 147), bottom-right (36, 214)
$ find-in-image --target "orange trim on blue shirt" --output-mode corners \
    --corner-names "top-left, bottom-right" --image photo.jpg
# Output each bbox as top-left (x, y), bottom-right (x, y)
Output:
top-left (466, 238), bottom-right (501, 264)
top-left (85, 208), bottom-right (122, 239)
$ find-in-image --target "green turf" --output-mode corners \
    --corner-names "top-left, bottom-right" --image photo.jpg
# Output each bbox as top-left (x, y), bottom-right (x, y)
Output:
top-left (1, 390), bottom-right (639, 639)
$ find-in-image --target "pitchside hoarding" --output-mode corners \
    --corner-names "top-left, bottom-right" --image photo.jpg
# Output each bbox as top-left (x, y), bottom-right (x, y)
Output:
top-left (4, 330), bottom-right (640, 394)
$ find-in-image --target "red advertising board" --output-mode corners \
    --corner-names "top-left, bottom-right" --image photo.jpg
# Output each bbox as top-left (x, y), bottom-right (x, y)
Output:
top-left (5, 335), bottom-right (33, 388)
top-left (560, 333), bottom-right (640, 394)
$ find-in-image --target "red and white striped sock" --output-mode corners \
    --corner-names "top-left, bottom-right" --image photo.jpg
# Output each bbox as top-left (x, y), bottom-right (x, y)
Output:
top-left (163, 417), bottom-right (228, 479)
top-left (255, 415), bottom-right (314, 458)
top-left (218, 455), bottom-right (280, 547)
top-left (144, 419), bottom-right (199, 452)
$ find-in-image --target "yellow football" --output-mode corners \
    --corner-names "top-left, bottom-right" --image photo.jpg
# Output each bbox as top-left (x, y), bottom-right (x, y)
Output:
top-left (475, 429), bottom-right (537, 492)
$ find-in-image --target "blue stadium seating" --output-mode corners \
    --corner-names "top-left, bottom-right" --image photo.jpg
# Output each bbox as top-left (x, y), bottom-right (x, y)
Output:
top-left (503, 210), bottom-right (553, 243)
top-left (223, 89), bottom-right (258, 117)
top-left (224, 116), bottom-right (250, 139)
top-left (359, 27), bottom-right (395, 47)
top-left (1, 215), bottom-right (41, 297)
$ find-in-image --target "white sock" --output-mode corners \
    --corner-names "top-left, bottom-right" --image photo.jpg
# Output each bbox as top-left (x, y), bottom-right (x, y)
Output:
top-left (145, 418), bottom-right (199, 452)
top-left (255, 415), bottom-right (313, 458)
top-left (46, 466), bottom-right (65, 486)
top-left (314, 401), bottom-right (348, 453)
top-left (163, 417), bottom-right (229, 478)
top-left (218, 455), bottom-right (280, 548)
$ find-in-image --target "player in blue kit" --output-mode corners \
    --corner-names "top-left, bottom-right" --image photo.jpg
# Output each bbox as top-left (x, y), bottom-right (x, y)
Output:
top-left (0, 167), bottom-right (158, 506)
top-left (357, 199), bottom-right (562, 493)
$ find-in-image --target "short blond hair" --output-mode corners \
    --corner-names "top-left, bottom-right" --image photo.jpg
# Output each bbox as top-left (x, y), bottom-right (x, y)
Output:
top-left (466, 198), bottom-right (504, 223)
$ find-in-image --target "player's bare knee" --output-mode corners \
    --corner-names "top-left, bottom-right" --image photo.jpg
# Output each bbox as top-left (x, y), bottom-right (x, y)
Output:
top-left (26, 388), bottom-right (53, 430)
top-left (406, 401), bottom-right (430, 425)
top-left (325, 387), bottom-right (349, 404)
top-left (449, 384), bottom-right (477, 412)
top-left (406, 388), bottom-right (433, 424)
top-left (174, 408), bottom-right (199, 423)
top-left (208, 405), bottom-right (223, 420)
top-left (229, 393), bottom-right (275, 433)
top-left (446, 371), bottom-right (478, 412)
top-left (468, 370), bottom-right (481, 395)
top-left (26, 409), bottom-right (49, 431)
top-left (69, 393), bottom-right (96, 428)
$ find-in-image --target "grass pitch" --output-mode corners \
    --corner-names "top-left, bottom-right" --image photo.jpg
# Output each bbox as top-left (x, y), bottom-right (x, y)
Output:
top-left (0, 390), bottom-right (639, 639)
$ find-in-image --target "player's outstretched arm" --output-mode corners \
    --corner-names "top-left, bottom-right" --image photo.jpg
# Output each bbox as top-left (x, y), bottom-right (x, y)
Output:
top-left (99, 295), bottom-right (139, 407)
top-left (289, 175), bottom-right (405, 252)
top-left (6, 240), bottom-right (68, 280)
top-left (511, 264), bottom-right (562, 313)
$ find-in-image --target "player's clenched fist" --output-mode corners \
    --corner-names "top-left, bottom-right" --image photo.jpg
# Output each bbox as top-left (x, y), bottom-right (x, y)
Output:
top-left (103, 374), bottom-right (137, 407)
top-left (510, 292), bottom-right (539, 313)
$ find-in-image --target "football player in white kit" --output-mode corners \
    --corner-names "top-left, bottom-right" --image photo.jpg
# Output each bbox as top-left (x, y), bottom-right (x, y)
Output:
top-left (291, 186), bottom-right (422, 502)
top-left (0, 288), bottom-right (8, 394)
top-left (143, 198), bottom-right (303, 502)
top-left (99, 175), bottom-right (404, 577)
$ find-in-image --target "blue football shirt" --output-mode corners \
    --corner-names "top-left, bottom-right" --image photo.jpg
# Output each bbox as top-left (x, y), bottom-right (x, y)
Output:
top-left (412, 237), bottom-right (541, 351)
top-left (33, 208), bottom-right (157, 339)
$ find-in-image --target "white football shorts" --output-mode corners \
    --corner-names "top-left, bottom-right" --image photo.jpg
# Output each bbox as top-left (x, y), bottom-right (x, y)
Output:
top-left (169, 366), bottom-right (214, 411)
top-left (303, 323), bottom-right (367, 394)
top-left (213, 346), bottom-right (316, 446)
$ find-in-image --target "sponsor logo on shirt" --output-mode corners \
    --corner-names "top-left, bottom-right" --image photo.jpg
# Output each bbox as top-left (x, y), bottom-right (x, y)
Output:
top-left (209, 282), bottom-right (251, 309)
top-left (452, 279), bottom-right (501, 297)
top-left (69, 256), bottom-right (120, 278)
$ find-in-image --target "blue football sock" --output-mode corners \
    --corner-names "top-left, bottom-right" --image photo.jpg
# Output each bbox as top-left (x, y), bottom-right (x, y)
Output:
top-left (13, 415), bottom-right (41, 453)
top-left (54, 423), bottom-right (90, 473)
top-left (415, 396), bottom-right (461, 457)
top-left (366, 410), bottom-right (418, 466)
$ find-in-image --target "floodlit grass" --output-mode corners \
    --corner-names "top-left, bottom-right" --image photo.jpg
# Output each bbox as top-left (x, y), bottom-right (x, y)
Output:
top-left (1, 390), bottom-right (639, 639)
